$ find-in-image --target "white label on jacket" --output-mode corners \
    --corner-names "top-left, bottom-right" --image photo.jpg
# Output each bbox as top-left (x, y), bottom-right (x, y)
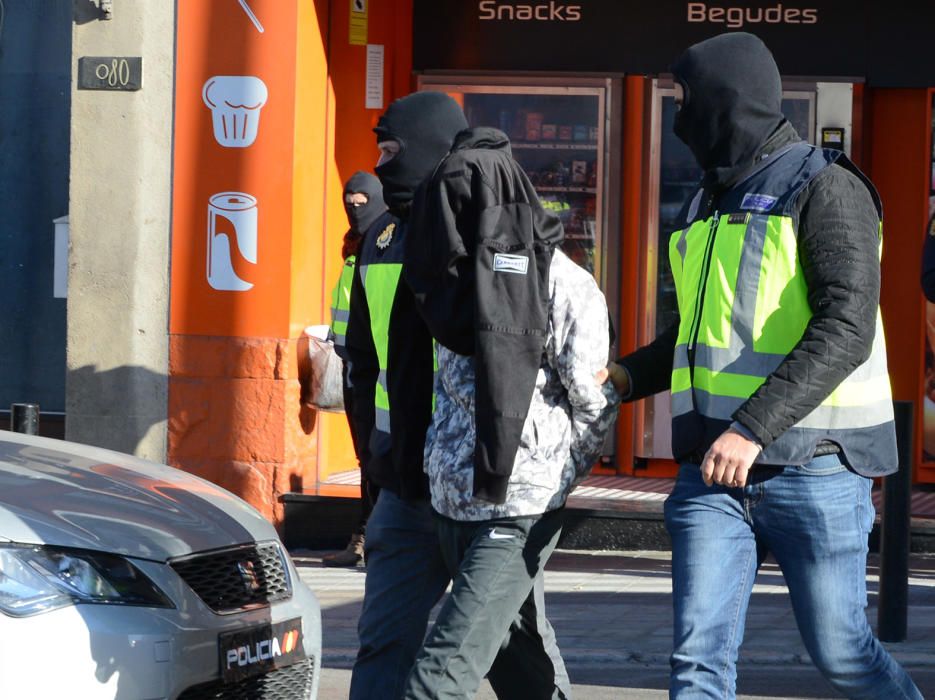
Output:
top-left (493, 253), bottom-right (529, 275)
top-left (740, 192), bottom-right (778, 212)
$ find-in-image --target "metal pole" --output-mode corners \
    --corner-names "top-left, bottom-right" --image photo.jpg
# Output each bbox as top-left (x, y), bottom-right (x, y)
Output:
top-left (10, 403), bottom-right (40, 435)
top-left (878, 400), bottom-right (912, 642)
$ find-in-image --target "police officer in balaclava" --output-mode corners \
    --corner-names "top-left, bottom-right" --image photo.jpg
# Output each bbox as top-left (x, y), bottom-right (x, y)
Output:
top-left (671, 31), bottom-right (784, 196)
top-left (321, 170), bottom-right (386, 569)
top-left (373, 91), bottom-right (469, 217)
top-left (341, 171), bottom-right (385, 259)
top-left (603, 32), bottom-right (923, 699)
top-left (346, 92), bottom-right (469, 700)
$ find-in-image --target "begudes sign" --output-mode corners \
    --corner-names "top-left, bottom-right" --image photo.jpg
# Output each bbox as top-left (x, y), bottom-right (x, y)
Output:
top-left (685, 3), bottom-right (818, 28)
top-left (414, 0), bottom-right (934, 87)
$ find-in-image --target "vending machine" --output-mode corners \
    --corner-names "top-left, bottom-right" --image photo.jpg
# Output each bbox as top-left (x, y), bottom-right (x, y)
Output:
top-left (416, 76), bottom-right (622, 302)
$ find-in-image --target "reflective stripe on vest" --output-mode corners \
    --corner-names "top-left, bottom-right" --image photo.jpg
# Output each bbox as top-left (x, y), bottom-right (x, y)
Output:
top-left (329, 256), bottom-right (355, 349)
top-left (360, 262), bottom-right (403, 435)
top-left (666, 142), bottom-right (896, 472)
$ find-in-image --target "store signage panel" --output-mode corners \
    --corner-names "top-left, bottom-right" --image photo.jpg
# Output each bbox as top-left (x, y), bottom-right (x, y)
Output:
top-left (865, 6), bottom-right (935, 88)
top-left (170, 0), bottom-right (297, 337)
top-left (415, 0), bottom-right (935, 86)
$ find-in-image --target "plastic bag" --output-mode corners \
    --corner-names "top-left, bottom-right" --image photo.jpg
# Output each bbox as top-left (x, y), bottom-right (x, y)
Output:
top-left (306, 335), bottom-right (345, 413)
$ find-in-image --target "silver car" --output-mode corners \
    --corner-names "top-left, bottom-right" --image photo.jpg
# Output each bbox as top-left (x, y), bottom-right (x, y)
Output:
top-left (0, 430), bottom-right (321, 699)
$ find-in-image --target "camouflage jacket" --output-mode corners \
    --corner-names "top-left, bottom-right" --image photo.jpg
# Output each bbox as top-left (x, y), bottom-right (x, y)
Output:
top-left (425, 250), bottom-right (620, 521)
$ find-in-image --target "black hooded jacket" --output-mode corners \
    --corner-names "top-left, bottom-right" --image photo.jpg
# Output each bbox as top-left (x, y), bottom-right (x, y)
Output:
top-left (617, 33), bottom-right (883, 460)
top-left (405, 127), bottom-right (564, 503)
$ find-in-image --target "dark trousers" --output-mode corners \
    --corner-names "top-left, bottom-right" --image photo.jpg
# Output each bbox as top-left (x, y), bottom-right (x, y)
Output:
top-left (350, 491), bottom-right (451, 700)
top-left (343, 369), bottom-right (378, 535)
top-left (402, 508), bottom-right (570, 700)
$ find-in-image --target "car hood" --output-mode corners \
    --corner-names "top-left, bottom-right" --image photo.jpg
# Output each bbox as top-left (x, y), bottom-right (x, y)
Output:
top-left (0, 431), bottom-right (280, 561)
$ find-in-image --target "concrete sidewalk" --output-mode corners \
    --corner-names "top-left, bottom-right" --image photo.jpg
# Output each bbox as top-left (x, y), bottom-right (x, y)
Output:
top-left (295, 549), bottom-right (935, 699)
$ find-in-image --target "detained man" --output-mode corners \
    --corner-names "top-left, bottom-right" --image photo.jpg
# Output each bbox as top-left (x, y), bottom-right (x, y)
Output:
top-left (400, 112), bottom-right (621, 698)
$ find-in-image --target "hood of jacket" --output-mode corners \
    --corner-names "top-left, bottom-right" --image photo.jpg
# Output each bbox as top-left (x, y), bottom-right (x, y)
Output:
top-left (343, 170), bottom-right (385, 239)
top-left (446, 126), bottom-right (562, 256)
top-left (672, 31), bottom-right (785, 191)
top-left (450, 126), bottom-right (513, 157)
top-left (373, 91), bottom-right (469, 218)
top-left (407, 126), bottom-right (563, 356)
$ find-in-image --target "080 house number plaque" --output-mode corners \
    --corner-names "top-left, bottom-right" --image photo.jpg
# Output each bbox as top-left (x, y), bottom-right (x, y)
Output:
top-left (78, 57), bottom-right (142, 91)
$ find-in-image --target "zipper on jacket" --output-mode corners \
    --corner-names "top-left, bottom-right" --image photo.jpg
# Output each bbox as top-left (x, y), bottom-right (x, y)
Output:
top-left (687, 210), bottom-right (719, 377)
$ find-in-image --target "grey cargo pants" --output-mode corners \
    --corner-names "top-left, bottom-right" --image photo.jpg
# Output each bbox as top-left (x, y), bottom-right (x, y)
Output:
top-left (402, 507), bottom-right (570, 700)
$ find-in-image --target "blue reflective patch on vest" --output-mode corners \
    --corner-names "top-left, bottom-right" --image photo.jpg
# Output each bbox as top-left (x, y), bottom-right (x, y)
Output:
top-left (740, 192), bottom-right (778, 212)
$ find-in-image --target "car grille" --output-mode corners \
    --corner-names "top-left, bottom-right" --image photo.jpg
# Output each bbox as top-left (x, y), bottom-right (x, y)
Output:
top-left (177, 657), bottom-right (315, 699)
top-left (171, 542), bottom-right (291, 613)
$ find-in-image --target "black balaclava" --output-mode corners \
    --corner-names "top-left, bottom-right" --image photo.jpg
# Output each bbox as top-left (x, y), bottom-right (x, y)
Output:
top-left (671, 32), bottom-right (785, 189)
top-left (373, 91), bottom-right (469, 217)
top-left (343, 170), bottom-right (385, 235)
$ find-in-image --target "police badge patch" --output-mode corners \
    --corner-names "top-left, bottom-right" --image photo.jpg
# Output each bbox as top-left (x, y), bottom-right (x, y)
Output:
top-left (376, 222), bottom-right (396, 249)
top-left (740, 192), bottom-right (779, 212)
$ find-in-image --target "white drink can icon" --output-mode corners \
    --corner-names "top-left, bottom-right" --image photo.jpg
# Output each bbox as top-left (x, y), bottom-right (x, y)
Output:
top-left (207, 192), bottom-right (258, 292)
top-left (202, 76), bottom-right (268, 148)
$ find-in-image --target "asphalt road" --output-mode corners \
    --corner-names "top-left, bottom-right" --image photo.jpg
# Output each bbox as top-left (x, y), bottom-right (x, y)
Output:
top-left (296, 549), bottom-right (935, 699)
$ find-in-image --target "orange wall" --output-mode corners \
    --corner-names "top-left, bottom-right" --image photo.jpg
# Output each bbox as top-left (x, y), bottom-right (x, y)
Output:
top-left (867, 88), bottom-right (934, 482)
top-left (614, 76), bottom-right (647, 476)
top-left (292, 0), bottom-right (346, 488)
top-left (169, 1), bottom-right (308, 526)
top-left (305, 0), bottom-right (414, 486)
top-left (328, 0), bottom-right (414, 192)
top-left (171, 0), bottom-right (297, 338)
top-left (167, 0), bottom-right (416, 523)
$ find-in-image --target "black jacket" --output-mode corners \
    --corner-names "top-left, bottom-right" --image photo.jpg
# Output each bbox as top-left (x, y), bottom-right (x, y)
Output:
top-left (345, 211), bottom-right (435, 499)
top-left (619, 123), bottom-right (884, 457)
top-left (405, 127), bottom-right (564, 503)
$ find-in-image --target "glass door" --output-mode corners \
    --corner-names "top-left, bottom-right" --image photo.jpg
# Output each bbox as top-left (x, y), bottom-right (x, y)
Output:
top-left (635, 79), bottom-right (819, 461)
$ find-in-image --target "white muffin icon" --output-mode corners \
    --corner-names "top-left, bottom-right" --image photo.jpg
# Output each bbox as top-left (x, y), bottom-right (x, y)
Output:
top-left (202, 76), bottom-right (268, 148)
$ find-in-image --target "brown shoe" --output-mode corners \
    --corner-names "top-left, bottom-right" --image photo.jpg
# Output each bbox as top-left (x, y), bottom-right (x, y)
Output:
top-left (322, 533), bottom-right (365, 567)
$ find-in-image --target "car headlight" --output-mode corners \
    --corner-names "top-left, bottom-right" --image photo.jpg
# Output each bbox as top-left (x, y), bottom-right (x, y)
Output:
top-left (0, 544), bottom-right (174, 617)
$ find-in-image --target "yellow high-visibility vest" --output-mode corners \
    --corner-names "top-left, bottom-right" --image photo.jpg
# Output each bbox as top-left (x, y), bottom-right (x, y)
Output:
top-left (329, 255), bottom-right (356, 350)
top-left (667, 142), bottom-right (896, 474)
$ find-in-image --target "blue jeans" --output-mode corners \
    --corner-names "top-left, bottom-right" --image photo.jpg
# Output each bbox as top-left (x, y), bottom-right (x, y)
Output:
top-left (664, 455), bottom-right (922, 699)
top-left (350, 490), bottom-right (451, 700)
